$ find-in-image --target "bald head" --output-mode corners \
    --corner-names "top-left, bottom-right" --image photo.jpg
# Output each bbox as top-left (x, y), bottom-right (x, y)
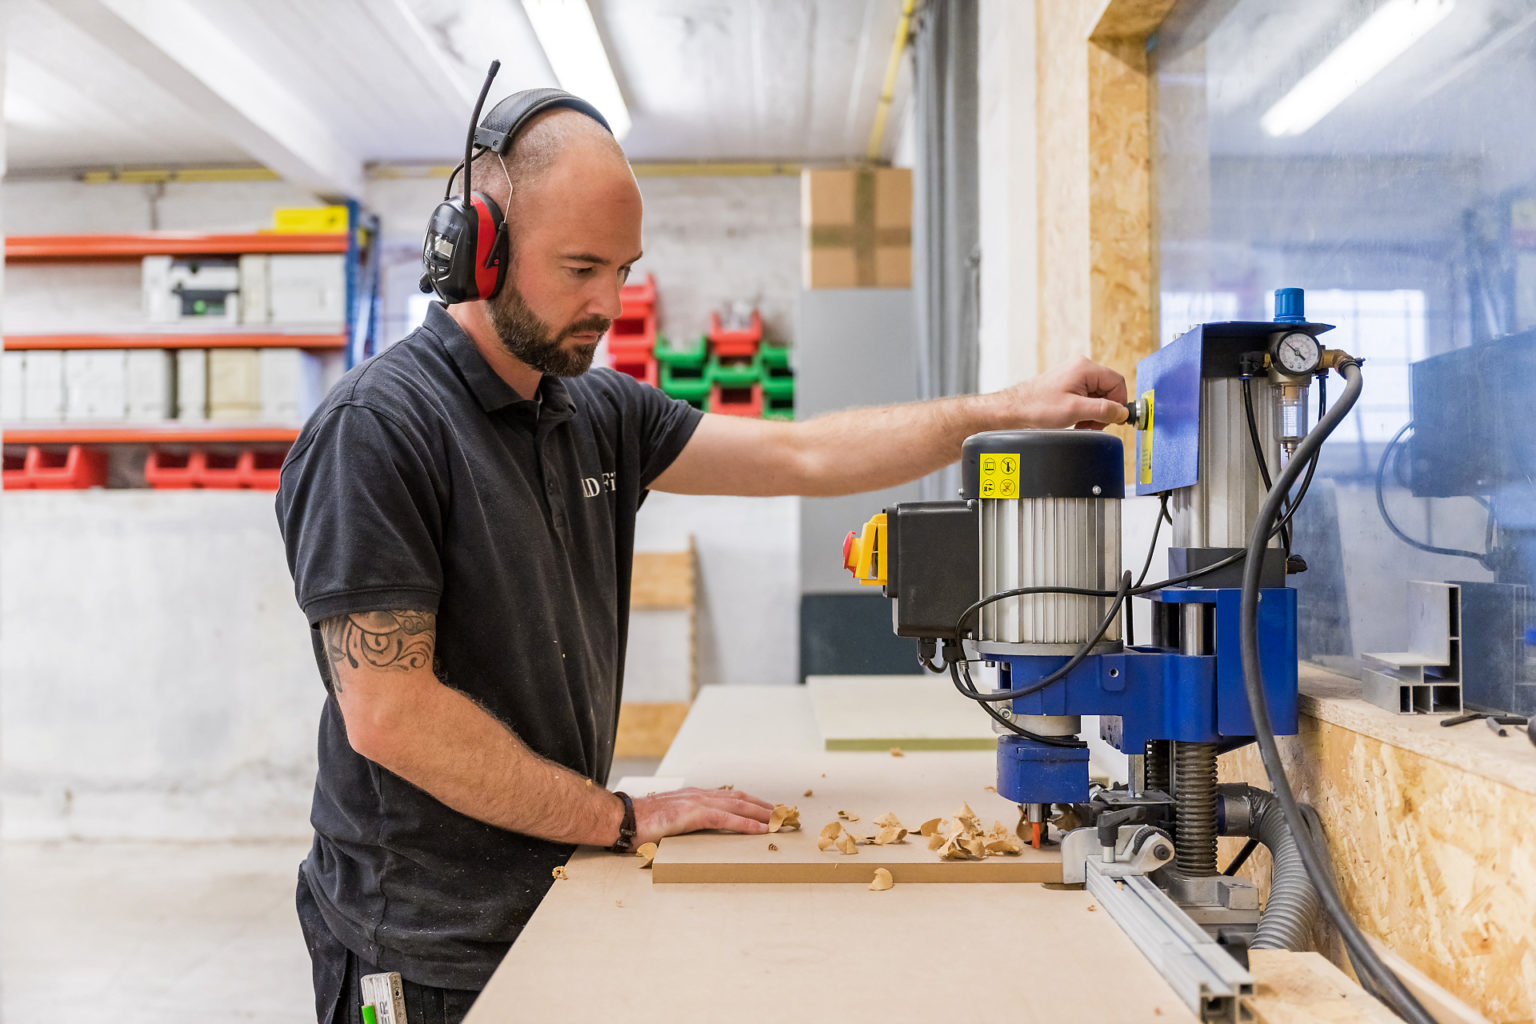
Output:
top-left (463, 107), bottom-right (631, 218)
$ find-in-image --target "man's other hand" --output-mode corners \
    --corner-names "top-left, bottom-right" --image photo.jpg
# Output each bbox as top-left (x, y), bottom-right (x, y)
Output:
top-left (632, 787), bottom-right (775, 845)
top-left (1007, 356), bottom-right (1129, 430)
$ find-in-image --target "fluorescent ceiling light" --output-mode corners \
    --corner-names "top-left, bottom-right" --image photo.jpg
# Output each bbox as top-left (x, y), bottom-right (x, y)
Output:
top-left (521, 0), bottom-right (631, 140)
top-left (1261, 0), bottom-right (1455, 137)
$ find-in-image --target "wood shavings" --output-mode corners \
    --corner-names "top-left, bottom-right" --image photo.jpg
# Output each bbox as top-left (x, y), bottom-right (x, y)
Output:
top-left (869, 868), bottom-right (894, 891)
top-left (834, 830), bottom-right (859, 855)
top-left (635, 842), bottom-right (658, 868)
top-left (930, 806), bottom-right (1025, 861)
top-left (586, 778), bottom-right (593, 786)
top-left (817, 822), bottom-right (843, 851)
top-left (984, 785), bottom-right (996, 792)
top-left (889, 747), bottom-right (905, 757)
top-left (767, 804), bottom-right (801, 833)
top-left (767, 842), bottom-right (778, 852)
top-left (837, 810), bottom-right (860, 822)
top-left (873, 826), bottom-right (908, 845)
top-left (874, 812), bottom-right (904, 829)
top-left (803, 789), bottom-right (814, 797)
top-left (551, 865), bottom-right (568, 880)
top-left (716, 784), bottom-right (734, 791)
top-left (1087, 904), bottom-right (1097, 912)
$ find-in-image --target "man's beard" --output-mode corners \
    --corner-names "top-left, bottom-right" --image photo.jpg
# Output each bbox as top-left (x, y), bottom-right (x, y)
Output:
top-left (487, 281), bottom-right (608, 378)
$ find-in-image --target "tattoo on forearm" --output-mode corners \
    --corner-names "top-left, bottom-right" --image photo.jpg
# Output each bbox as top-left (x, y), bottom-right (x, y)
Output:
top-left (320, 610), bottom-right (437, 684)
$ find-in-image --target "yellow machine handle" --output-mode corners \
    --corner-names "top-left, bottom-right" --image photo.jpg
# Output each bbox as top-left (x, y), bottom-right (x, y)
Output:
top-left (841, 512), bottom-right (888, 586)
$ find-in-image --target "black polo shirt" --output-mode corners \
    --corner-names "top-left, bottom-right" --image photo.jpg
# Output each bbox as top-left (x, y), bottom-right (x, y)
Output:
top-left (275, 303), bottom-right (701, 989)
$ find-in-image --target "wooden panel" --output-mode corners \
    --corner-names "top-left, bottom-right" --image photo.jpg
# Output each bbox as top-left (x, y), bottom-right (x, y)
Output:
top-left (469, 844), bottom-right (1192, 1024)
top-left (807, 674), bottom-right (995, 751)
top-left (612, 701), bottom-right (692, 761)
top-left (650, 752), bottom-right (1060, 884)
top-left (1035, 0), bottom-right (1174, 480)
top-left (630, 549), bottom-right (694, 609)
top-left (1247, 951), bottom-right (1401, 1024)
top-left (1219, 714), bottom-right (1536, 1023)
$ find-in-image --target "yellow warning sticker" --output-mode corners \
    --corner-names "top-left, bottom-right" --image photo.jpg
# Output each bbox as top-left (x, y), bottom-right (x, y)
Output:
top-left (978, 453), bottom-right (1021, 499)
top-left (1137, 390), bottom-right (1155, 486)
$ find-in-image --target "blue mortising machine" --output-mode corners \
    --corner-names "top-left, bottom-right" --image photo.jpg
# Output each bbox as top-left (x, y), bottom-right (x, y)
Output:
top-left (842, 290), bottom-right (1357, 1023)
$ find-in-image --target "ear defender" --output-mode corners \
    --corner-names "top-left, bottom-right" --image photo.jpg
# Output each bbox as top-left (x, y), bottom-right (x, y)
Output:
top-left (421, 190), bottom-right (507, 305)
top-left (420, 60), bottom-right (614, 308)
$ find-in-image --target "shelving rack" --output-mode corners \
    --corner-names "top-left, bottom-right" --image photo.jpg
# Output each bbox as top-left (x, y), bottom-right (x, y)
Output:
top-left (2, 204), bottom-right (380, 490)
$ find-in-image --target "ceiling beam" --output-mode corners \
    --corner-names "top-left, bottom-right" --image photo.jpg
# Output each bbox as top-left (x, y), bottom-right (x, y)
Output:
top-left (50, 0), bottom-right (365, 199)
top-left (371, 0), bottom-right (480, 110)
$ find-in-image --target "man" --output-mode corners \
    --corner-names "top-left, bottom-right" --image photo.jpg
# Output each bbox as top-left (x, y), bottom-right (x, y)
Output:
top-left (278, 99), bottom-right (1128, 1023)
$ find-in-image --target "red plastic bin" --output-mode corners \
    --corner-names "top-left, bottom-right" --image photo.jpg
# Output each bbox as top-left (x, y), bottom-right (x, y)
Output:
top-left (5, 445), bottom-right (108, 489)
top-left (144, 450), bottom-right (205, 489)
top-left (709, 382), bottom-right (763, 417)
top-left (707, 310), bottom-right (763, 358)
top-left (2, 450), bottom-right (31, 490)
top-left (145, 448), bottom-right (285, 490)
top-left (607, 313), bottom-right (657, 357)
top-left (612, 355), bottom-right (659, 388)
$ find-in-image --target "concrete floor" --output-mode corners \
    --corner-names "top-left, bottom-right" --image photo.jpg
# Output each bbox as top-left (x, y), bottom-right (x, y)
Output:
top-left (1, 760), bottom-right (662, 1023)
top-left (3, 838), bottom-right (315, 1023)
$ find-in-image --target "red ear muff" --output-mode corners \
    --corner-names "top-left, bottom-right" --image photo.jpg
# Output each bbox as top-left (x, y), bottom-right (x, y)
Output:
top-left (468, 191), bottom-right (507, 301)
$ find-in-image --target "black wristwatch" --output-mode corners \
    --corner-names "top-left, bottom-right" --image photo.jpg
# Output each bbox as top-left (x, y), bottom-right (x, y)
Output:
top-left (610, 791), bottom-right (637, 853)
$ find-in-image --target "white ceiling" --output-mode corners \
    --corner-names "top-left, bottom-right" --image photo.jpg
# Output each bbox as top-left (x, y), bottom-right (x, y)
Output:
top-left (3, 0), bottom-right (911, 190)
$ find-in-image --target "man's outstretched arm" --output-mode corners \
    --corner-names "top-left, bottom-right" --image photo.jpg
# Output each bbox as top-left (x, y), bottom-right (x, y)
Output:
top-left (651, 355), bottom-right (1129, 497)
top-left (322, 610), bottom-right (773, 846)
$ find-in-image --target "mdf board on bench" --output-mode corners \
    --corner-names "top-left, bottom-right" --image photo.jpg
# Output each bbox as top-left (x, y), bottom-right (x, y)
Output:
top-left (649, 751), bottom-right (1060, 884)
top-left (807, 674), bottom-right (997, 751)
top-left (615, 542), bottom-right (697, 758)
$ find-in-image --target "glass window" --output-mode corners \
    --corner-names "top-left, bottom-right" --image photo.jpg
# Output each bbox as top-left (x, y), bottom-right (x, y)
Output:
top-left (1153, 0), bottom-right (1536, 716)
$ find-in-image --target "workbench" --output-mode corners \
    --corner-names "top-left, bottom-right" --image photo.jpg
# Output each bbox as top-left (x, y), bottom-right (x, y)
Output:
top-left (465, 685), bottom-right (1401, 1023)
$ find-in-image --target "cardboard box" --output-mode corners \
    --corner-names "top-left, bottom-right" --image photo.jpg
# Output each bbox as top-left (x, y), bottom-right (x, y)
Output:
top-left (125, 349), bottom-right (175, 422)
top-left (21, 351), bottom-right (65, 421)
top-left (802, 167), bottom-right (912, 289)
top-left (176, 349), bottom-right (209, 420)
top-left (207, 348), bottom-right (261, 420)
top-left (63, 350), bottom-right (127, 421)
top-left (268, 254), bottom-right (346, 328)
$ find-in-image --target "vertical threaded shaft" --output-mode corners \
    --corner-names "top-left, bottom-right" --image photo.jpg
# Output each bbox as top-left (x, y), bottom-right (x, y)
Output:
top-left (1144, 740), bottom-right (1171, 795)
top-left (1174, 741), bottom-right (1218, 875)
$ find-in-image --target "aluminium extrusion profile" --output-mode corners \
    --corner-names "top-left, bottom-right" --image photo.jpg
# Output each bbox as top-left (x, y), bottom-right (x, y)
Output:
top-left (1085, 863), bottom-right (1254, 1023)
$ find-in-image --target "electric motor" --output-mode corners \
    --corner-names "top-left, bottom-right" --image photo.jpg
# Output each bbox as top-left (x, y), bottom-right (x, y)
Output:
top-left (960, 431), bottom-right (1124, 652)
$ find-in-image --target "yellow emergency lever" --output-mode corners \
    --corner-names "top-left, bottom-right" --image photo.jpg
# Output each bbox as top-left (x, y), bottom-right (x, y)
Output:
top-left (842, 513), bottom-right (888, 587)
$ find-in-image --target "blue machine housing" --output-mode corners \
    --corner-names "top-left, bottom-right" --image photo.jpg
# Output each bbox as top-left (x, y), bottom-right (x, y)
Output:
top-left (996, 298), bottom-right (1321, 806)
top-left (994, 589), bottom-right (1298, 804)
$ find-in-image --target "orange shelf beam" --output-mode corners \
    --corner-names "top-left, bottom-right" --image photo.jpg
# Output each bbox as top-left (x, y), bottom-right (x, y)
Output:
top-left (3, 425), bottom-right (299, 445)
top-left (3, 333), bottom-right (346, 351)
top-left (4, 233), bottom-right (348, 260)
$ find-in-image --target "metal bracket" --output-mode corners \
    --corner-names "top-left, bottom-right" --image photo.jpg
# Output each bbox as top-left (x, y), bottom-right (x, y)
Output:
top-left (1086, 863), bottom-right (1254, 1023)
top-left (1060, 824), bottom-right (1174, 884)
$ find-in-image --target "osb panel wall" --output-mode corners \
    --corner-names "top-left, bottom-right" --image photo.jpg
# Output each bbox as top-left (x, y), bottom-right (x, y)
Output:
top-left (1220, 720), bottom-right (1536, 1024)
top-left (1036, 0), bottom-right (1176, 480)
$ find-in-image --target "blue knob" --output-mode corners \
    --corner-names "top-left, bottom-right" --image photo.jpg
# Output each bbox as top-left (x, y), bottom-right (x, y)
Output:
top-left (1274, 288), bottom-right (1306, 323)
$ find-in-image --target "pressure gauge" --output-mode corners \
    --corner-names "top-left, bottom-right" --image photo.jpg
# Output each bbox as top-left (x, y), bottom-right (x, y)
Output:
top-left (1271, 331), bottom-right (1322, 375)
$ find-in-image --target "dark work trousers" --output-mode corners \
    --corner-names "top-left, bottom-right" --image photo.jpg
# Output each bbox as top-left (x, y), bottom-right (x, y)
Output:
top-left (297, 868), bottom-right (481, 1024)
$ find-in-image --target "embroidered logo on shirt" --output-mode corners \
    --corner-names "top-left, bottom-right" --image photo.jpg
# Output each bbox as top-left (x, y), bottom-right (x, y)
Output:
top-left (581, 472), bottom-right (617, 498)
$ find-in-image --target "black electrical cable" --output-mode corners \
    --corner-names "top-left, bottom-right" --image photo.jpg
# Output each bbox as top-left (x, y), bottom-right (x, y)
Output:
top-left (946, 650), bottom-right (1087, 747)
top-left (1126, 492), bottom-right (1172, 649)
top-left (951, 572), bottom-right (1132, 703)
top-left (1221, 837), bottom-right (1259, 877)
top-left (1242, 378), bottom-right (1291, 555)
top-left (1239, 360), bottom-right (1436, 1024)
top-left (1375, 422), bottom-right (1492, 568)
